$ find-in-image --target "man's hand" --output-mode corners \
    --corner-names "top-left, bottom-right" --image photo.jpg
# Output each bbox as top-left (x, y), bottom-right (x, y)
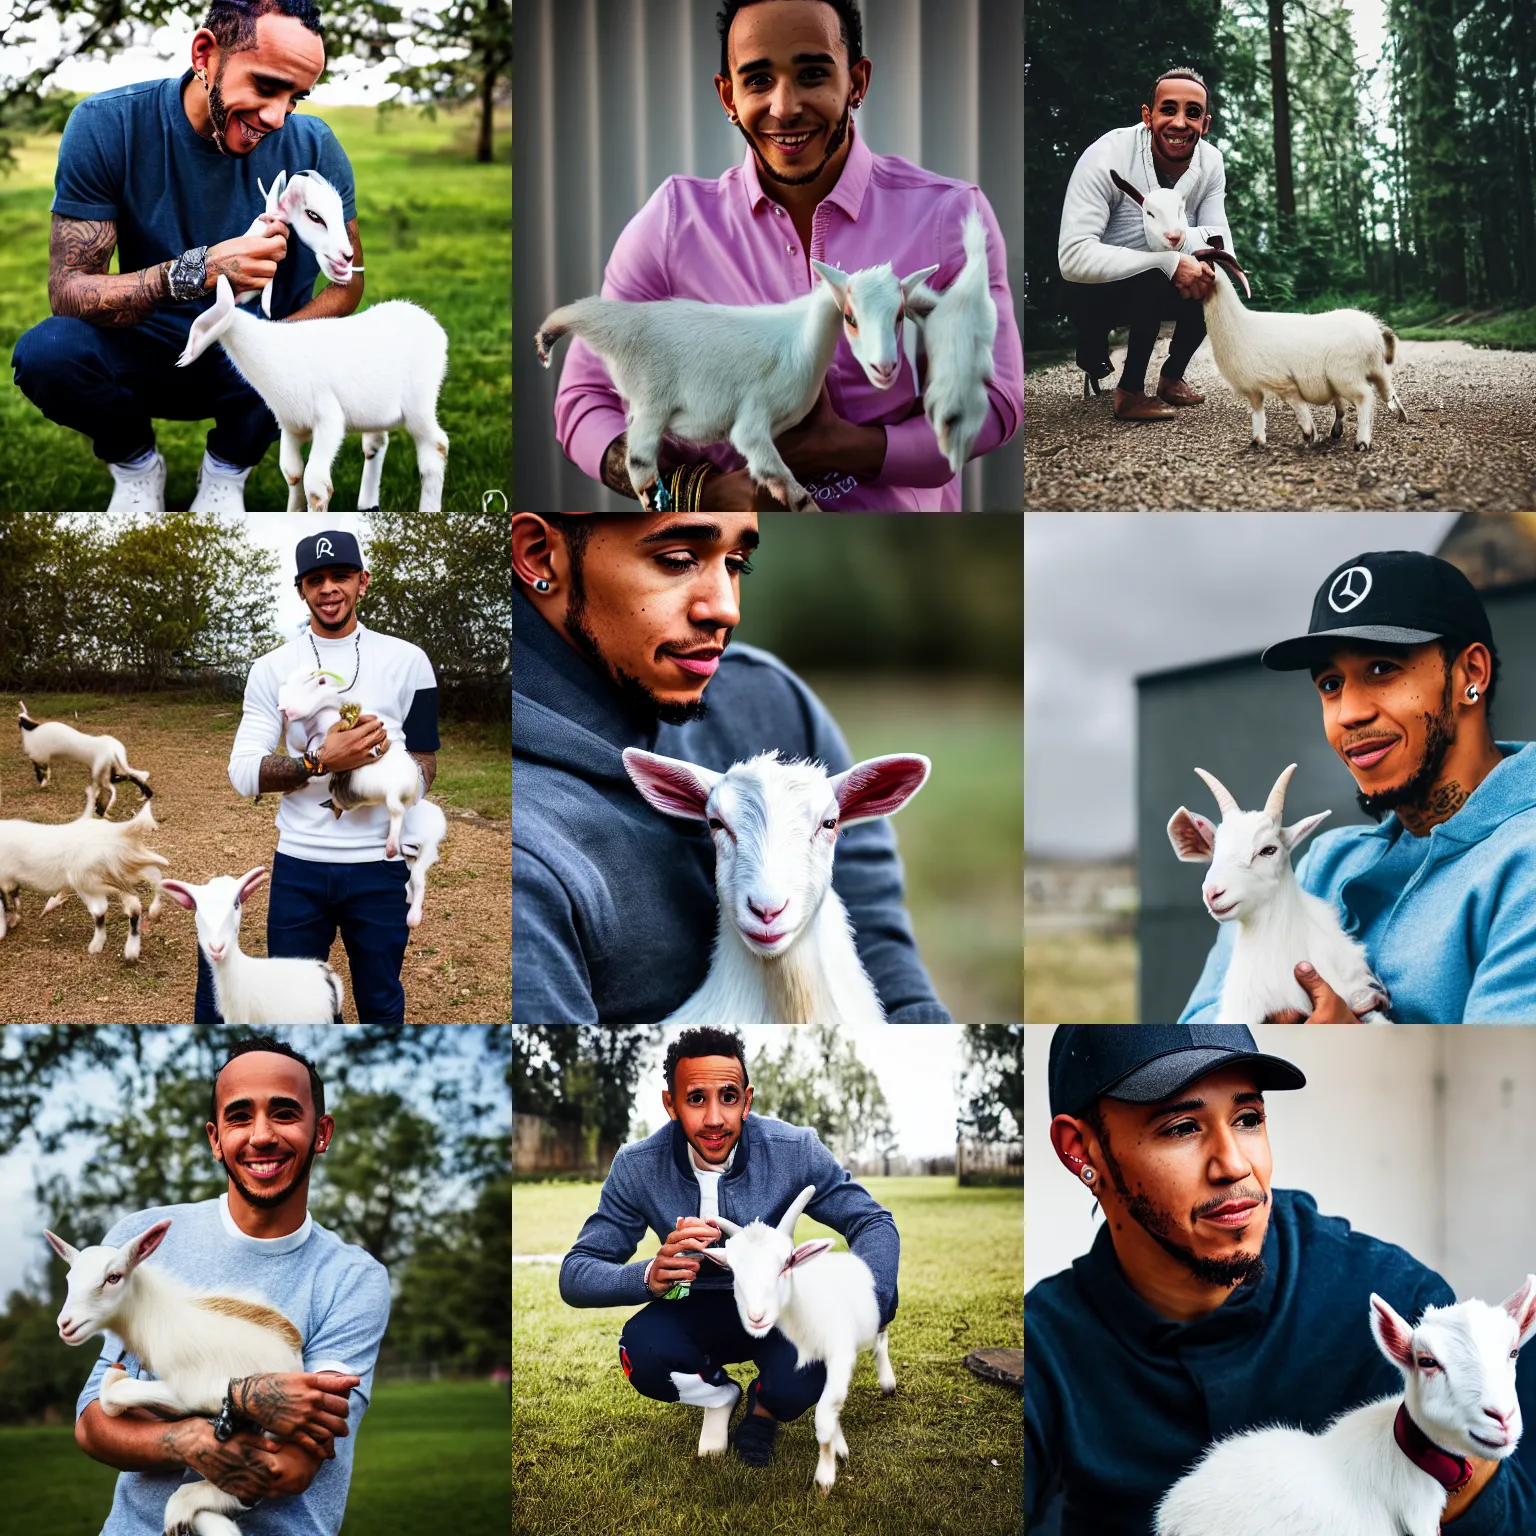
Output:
top-left (700, 468), bottom-right (783, 511)
top-left (647, 1217), bottom-right (723, 1296)
top-left (318, 714), bottom-right (388, 773)
top-left (206, 215), bottom-right (290, 295)
top-left (1171, 253), bottom-right (1214, 300)
top-left (230, 1371), bottom-right (360, 1459)
top-left (774, 384), bottom-right (887, 480)
top-left (1266, 963), bottom-right (1372, 1023)
top-left (165, 1417), bottom-right (290, 1502)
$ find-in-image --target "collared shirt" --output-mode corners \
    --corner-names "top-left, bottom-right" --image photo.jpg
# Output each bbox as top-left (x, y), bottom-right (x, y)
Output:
top-left (1025, 1189), bottom-right (1536, 1536)
top-left (551, 127), bottom-right (1023, 510)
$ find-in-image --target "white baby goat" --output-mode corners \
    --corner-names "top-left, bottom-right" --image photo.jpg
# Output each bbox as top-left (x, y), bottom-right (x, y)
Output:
top-left (535, 259), bottom-right (939, 511)
top-left (18, 701), bottom-right (151, 815)
top-left (162, 868), bottom-right (345, 1025)
top-left (236, 169), bottom-right (360, 319)
top-left (176, 273), bottom-right (448, 512)
top-left (1157, 1278), bottom-right (1536, 1536)
top-left (698, 1183), bottom-right (895, 1493)
top-left (1168, 763), bottom-right (1389, 1023)
top-left (48, 1217), bottom-right (308, 1536)
top-left (622, 747), bottom-right (930, 1025)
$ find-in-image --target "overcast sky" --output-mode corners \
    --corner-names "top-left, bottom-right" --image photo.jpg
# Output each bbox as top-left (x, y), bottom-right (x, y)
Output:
top-left (1024, 512), bottom-right (1460, 859)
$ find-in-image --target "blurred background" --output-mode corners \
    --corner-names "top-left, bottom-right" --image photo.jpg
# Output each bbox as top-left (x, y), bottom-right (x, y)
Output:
top-left (514, 0), bottom-right (1024, 511)
top-left (741, 513), bottom-right (1023, 1026)
top-left (1024, 510), bottom-right (1536, 1023)
top-left (0, 1023), bottom-right (511, 1534)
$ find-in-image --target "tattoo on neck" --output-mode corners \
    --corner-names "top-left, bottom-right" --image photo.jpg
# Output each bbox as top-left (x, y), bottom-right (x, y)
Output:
top-left (1399, 779), bottom-right (1469, 835)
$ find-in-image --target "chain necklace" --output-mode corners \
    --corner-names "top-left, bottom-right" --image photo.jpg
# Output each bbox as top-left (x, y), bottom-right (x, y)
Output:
top-left (310, 627), bottom-right (361, 692)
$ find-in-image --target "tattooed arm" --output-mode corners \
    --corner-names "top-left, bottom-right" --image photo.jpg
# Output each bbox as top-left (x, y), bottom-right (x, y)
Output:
top-left (600, 434), bottom-right (642, 501)
top-left (283, 218), bottom-right (364, 322)
top-left (409, 751), bottom-right (437, 793)
top-left (231, 1370), bottom-right (361, 1459)
top-left (48, 216), bottom-right (169, 328)
top-left (258, 755), bottom-right (314, 795)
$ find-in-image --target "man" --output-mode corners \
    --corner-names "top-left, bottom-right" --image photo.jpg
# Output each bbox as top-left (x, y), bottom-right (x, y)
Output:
top-left (560, 1027), bottom-right (899, 1468)
top-left (511, 510), bottom-right (949, 1024)
top-left (1180, 549), bottom-right (1536, 1023)
top-left (1058, 68), bottom-right (1229, 422)
top-left (217, 529), bottom-right (439, 1025)
top-left (551, 0), bottom-right (1022, 510)
top-left (1027, 1024), bottom-right (1536, 1535)
top-left (72, 1036), bottom-right (391, 1536)
top-left (11, 0), bottom-right (364, 514)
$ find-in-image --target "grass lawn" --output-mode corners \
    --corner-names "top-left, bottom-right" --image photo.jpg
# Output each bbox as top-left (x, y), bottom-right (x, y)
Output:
top-left (0, 102), bottom-right (510, 511)
top-left (1024, 928), bottom-right (1137, 1023)
top-left (513, 1176), bottom-right (1023, 1536)
top-left (0, 1380), bottom-right (508, 1535)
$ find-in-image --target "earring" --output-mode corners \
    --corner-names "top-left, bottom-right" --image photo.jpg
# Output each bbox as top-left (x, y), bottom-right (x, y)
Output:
top-left (1082, 1167), bottom-right (1095, 1184)
top-left (534, 578), bottom-right (551, 593)
top-left (728, 113), bottom-right (739, 123)
top-left (1466, 684), bottom-right (1480, 702)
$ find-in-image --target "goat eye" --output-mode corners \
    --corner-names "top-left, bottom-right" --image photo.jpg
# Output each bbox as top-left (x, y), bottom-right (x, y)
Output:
top-left (707, 818), bottom-right (724, 832)
top-left (1258, 845), bottom-right (1277, 857)
top-left (845, 313), bottom-right (857, 328)
top-left (1417, 1355), bottom-right (1439, 1369)
top-left (105, 1274), bottom-right (121, 1285)
top-left (821, 818), bottom-right (837, 831)
top-left (307, 210), bottom-right (324, 224)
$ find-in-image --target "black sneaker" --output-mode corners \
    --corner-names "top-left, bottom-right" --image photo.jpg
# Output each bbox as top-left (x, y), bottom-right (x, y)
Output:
top-left (731, 1379), bottom-right (779, 1467)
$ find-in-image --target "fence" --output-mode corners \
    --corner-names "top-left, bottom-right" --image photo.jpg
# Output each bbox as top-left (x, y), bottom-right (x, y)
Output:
top-left (513, 1113), bottom-right (618, 1176)
top-left (957, 1136), bottom-right (1022, 1186)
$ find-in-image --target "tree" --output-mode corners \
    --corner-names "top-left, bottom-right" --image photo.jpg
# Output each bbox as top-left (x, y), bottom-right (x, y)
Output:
top-left (748, 1025), bottom-right (897, 1164)
top-left (1267, 0), bottom-right (1296, 226)
top-left (956, 1025), bottom-right (1022, 1142)
top-left (512, 1025), bottom-right (660, 1150)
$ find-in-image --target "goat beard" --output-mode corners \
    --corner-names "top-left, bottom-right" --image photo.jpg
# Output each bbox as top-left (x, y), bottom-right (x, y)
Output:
top-left (740, 97), bottom-right (853, 189)
top-left (1354, 672), bottom-right (1457, 824)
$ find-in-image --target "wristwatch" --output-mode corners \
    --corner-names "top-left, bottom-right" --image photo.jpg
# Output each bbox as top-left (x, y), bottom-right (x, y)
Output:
top-left (301, 748), bottom-right (326, 778)
top-left (166, 245), bottom-right (209, 303)
top-left (212, 1383), bottom-right (243, 1442)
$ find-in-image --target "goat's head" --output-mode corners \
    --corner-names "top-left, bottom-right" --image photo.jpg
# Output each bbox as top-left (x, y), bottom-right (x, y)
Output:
top-left (1166, 764), bottom-right (1331, 923)
top-left (161, 868), bottom-right (266, 964)
top-left (1372, 1280), bottom-right (1536, 1462)
top-left (46, 1219), bottom-right (171, 1345)
top-left (696, 1184), bottom-right (828, 1337)
top-left (263, 169), bottom-right (355, 286)
top-left (1110, 168), bottom-right (1190, 252)
top-left (810, 260), bottom-right (940, 389)
top-left (622, 747), bottom-right (930, 959)
top-left (277, 666), bottom-right (347, 727)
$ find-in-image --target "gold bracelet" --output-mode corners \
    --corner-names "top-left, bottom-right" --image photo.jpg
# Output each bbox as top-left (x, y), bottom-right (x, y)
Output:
top-left (689, 461), bottom-right (709, 511)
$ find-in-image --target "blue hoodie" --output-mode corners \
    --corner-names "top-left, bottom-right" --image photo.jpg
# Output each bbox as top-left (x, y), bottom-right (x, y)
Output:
top-left (1181, 742), bottom-right (1536, 1023)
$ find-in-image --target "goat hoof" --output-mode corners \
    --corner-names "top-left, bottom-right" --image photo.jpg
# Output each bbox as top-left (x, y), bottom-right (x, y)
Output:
top-left (1355, 441), bottom-right (1372, 452)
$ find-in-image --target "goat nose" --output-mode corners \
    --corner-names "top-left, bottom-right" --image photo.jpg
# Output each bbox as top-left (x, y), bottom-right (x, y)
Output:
top-left (1167, 230), bottom-right (1185, 246)
top-left (1485, 1406), bottom-right (1513, 1427)
top-left (748, 898), bottom-right (788, 924)
top-left (1205, 886), bottom-right (1225, 903)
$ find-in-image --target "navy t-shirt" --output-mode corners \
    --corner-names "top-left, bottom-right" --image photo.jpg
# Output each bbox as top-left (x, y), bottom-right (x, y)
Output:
top-left (51, 70), bottom-right (357, 347)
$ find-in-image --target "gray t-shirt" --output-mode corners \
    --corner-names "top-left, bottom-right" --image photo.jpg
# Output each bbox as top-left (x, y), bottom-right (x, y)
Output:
top-left (73, 1195), bottom-right (390, 1536)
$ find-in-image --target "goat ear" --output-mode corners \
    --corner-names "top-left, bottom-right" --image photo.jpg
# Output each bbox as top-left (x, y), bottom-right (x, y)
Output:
top-left (237, 868), bottom-right (269, 903)
top-left (783, 1239), bottom-right (834, 1273)
top-left (45, 1230), bottom-right (80, 1265)
top-left (1281, 810), bottom-right (1330, 853)
top-left (809, 259), bottom-right (850, 299)
top-left (696, 1247), bottom-right (731, 1268)
top-left (621, 748), bottom-right (721, 821)
top-left (831, 755), bottom-right (930, 828)
top-left (1167, 807), bottom-right (1216, 863)
top-left (1502, 1275), bottom-right (1536, 1347)
top-left (160, 880), bottom-right (198, 911)
top-left (126, 1219), bottom-right (172, 1271)
top-left (1370, 1292), bottom-right (1416, 1371)
top-left (1109, 168), bottom-right (1145, 205)
top-left (176, 276), bottom-right (236, 368)
top-left (899, 264), bottom-right (940, 302)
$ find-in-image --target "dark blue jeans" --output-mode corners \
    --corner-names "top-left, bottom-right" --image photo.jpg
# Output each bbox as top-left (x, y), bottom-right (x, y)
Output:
top-left (618, 1289), bottom-right (827, 1421)
top-left (11, 314), bottom-right (279, 467)
top-left (193, 852), bottom-right (411, 1024)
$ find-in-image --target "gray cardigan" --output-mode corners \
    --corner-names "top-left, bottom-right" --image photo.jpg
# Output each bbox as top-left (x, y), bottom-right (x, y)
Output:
top-left (558, 1114), bottom-right (901, 1327)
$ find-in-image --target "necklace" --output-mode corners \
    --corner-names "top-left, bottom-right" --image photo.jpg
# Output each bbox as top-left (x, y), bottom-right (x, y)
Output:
top-left (310, 628), bottom-right (361, 692)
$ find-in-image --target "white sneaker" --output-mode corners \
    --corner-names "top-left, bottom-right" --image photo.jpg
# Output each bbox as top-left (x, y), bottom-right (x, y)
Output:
top-left (107, 452), bottom-right (167, 513)
top-left (189, 453), bottom-right (253, 513)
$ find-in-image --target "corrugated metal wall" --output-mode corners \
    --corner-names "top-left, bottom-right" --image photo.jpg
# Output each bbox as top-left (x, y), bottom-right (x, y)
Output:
top-left (513, 0), bottom-right (1024, 510)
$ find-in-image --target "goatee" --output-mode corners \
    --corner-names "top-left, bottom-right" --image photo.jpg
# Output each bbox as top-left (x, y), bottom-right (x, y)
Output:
top-left (742, 100), bottom-right (852, 190)
top-left (1356, 674), bottom-right (1457, 823)
top-left (221, 1142), bottom-right (319, 1208)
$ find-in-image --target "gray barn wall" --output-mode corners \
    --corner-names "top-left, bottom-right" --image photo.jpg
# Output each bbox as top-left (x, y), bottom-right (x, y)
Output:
top-left (1137, 581), bottom-right (1536, 1024)
top-left (513, 0), bottom-right (1024, 511)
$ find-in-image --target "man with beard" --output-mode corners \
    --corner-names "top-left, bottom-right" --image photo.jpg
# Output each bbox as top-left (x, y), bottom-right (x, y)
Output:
top-left (1026, 1025), bottom-right (1536, 1536)
top-left (72, 1037), bottom-right (390, 1536)
top-left (1180, 550), bottom-right (1536, 1023)
top-left (560, 1028), bottom-right (899, 1470)
top-left (549, 0), bottom-right (1022, 511)
top-left (215, 529), bottom-right (439, 1024)
top-left (12, 0), bottom-right (363, 514)
top-left (511, 511), bottom-right (947, 1024)
top-left (1058, 68), bottom-right (1228, 422)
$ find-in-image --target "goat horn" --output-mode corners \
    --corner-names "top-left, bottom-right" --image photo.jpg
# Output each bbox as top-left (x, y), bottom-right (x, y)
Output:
top-left (1193, 246), bottom-right (1251, 298)
top-left (713, 1216), bottom-right (743, 1237)
top-left (1109, 168), bottom-right (1145, 205)
top-left (1193, 767), bottom-right (1239, 818)
top-left (1265, 763), bottom-right (1298, 821)
top-left (776, 1184), bottom-right (818, 1237)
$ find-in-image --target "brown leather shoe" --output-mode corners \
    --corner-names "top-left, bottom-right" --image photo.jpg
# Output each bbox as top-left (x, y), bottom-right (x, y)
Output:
top-left (1113, 389), bottom-right (1176, 422)
top-left (1156, 376), bottom-right (1206, 407)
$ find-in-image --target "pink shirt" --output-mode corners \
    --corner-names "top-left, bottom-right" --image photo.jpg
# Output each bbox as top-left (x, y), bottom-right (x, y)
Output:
top-left (552, 128), bottom-right (1023, 510)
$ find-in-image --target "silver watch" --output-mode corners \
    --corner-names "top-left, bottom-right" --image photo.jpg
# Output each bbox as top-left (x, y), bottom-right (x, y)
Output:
top-left (167, 246), bottom-right (208, 304)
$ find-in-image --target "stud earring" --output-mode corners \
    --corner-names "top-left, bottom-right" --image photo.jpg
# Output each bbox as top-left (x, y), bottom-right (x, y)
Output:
top-left (1466, 684), bottom-right (1480, 702)
top-left (1082, 1167), bottom-right (1095, 1184)
top-left (534, 578), bottom-right (551, 593)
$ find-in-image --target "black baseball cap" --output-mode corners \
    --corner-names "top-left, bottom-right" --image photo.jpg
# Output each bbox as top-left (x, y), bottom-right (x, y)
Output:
top-left (1261, 550), bottom-right (1492, 672)
top-left (295, 530), bottom-right (365, 582)
top-left (1048, 1025), bottom-right (1306, 1119)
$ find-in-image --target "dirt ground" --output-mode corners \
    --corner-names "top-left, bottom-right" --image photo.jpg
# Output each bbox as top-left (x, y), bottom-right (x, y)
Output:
top-left (1025, 336), bottom-right (1536, 510)
top-left (0, 696), bottom-right (510, 1024)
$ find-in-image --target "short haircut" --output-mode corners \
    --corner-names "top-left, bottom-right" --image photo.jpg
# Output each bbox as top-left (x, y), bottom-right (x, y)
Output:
top-left (1148, 66), bottom-right (1210, 113)
top-left (203, 0), bottom-right (324, 53)
top-left (664, 1027), bottom-right (749, 1096)
top-left (717, 0), bottom-right (865, 80)
top-left (209, 1035), bottom-right (326, 1124)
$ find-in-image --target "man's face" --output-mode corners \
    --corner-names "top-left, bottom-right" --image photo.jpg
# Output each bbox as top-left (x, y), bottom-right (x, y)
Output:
top-left (721, 0), bottom-right (860, 188)
top-left (299, 565), bottom-right (369, 633)
top-left (1088, 1067), bottom-right (1273, 1289)
top-left (663, 1055), bottom-right (753, 1166)
top-left (1141, 78), bottom-right (1210, 166)
top-left (206, 1052), bottom-right (331, 1210)
top-left (559, 514), bottom-right (758, 726)
top-left (200, 14), bottom-right (325, 156)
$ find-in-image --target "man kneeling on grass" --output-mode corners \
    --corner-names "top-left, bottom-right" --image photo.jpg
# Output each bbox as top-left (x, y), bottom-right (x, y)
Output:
top-left (559, 1028), bottom-right (899, 1469)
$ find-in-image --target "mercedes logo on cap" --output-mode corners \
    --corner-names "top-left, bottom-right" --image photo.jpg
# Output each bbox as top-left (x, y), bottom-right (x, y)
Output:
top-left (1328, 566), bottom-right (1373, 613)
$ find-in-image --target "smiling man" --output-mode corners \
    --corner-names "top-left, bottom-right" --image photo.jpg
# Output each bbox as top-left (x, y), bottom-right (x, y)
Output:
top-left (1058, 67), bottom-right (1230, 421)
top-left (1026, 1025), bottom-right (1536, 1536)
top-left (11, 0), bottom-right (363, 514)
top-left (71, 1036), bottom-right (390, 1536)
top-left (1180, 550), bottom-right (1536, 1023)
top-left (550, 0), bottom-right (1022, 510)
top-left (511, 510), bottom-right (948, 1024)
top-left (559, 1028), bottom-right (899, 1470)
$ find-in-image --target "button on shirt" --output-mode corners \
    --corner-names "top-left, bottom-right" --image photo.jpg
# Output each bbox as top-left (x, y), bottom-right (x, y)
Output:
top-left (1025, 1189), bottom-right (1536, 1536)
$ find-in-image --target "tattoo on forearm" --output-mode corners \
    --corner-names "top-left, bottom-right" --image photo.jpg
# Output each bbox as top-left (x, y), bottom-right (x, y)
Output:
top-left (49, 216), bottom-right (168, 327)
top-left (600, 436), bottom-right (640, 500)
top-left (408, 751), bottom-right (437, 792)
top-left (171, 1420), bottom-right (275, 1502)
top-left (258, 755), bottom-right (312, 794)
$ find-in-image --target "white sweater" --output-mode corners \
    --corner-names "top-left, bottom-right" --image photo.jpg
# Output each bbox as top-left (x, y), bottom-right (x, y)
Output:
top-left (1057, 123), bottom-right (1235, 285)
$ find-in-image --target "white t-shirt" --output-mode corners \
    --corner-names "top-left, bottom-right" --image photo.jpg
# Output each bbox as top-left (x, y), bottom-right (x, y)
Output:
top-left (228, 623), bottom-right (439, 863)
top-left (643, 1141), bottom-right (737, 1287)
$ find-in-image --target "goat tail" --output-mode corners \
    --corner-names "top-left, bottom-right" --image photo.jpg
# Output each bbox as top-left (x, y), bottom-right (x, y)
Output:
top-left (1381, 325), bottom-right (1396, 365)
top-left (534, 299), bottom-right (602, 368)
top-left (112, 755), bottom-right (153, 799)
top-left (960, 207), bottom-right (989, 269)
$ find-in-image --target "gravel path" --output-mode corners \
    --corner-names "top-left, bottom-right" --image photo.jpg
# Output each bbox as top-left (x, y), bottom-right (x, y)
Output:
top-left (1025, 337), bottom-right (1536, 510)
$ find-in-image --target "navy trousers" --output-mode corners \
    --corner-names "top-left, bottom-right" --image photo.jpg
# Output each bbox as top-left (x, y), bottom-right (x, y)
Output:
top-left (11, 314), bottom-right (279, 467)
top-left (619, 1289), bottom-right (827, 1421)
top-left (1062, 267), bottom-right (1208, 393)
top-left (193, 851), bottom-right (411, 1025)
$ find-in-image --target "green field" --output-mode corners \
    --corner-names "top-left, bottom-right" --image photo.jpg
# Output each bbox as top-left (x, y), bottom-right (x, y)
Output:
top-left (0, 1380), bottom-right (509, 1534)
top-left (1024, 928), bottom-right (1138, 1023)
top-left (0, 102), bottom-right (510, 511)
top-left (513, 1176), bottom-right (1023, 1536)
